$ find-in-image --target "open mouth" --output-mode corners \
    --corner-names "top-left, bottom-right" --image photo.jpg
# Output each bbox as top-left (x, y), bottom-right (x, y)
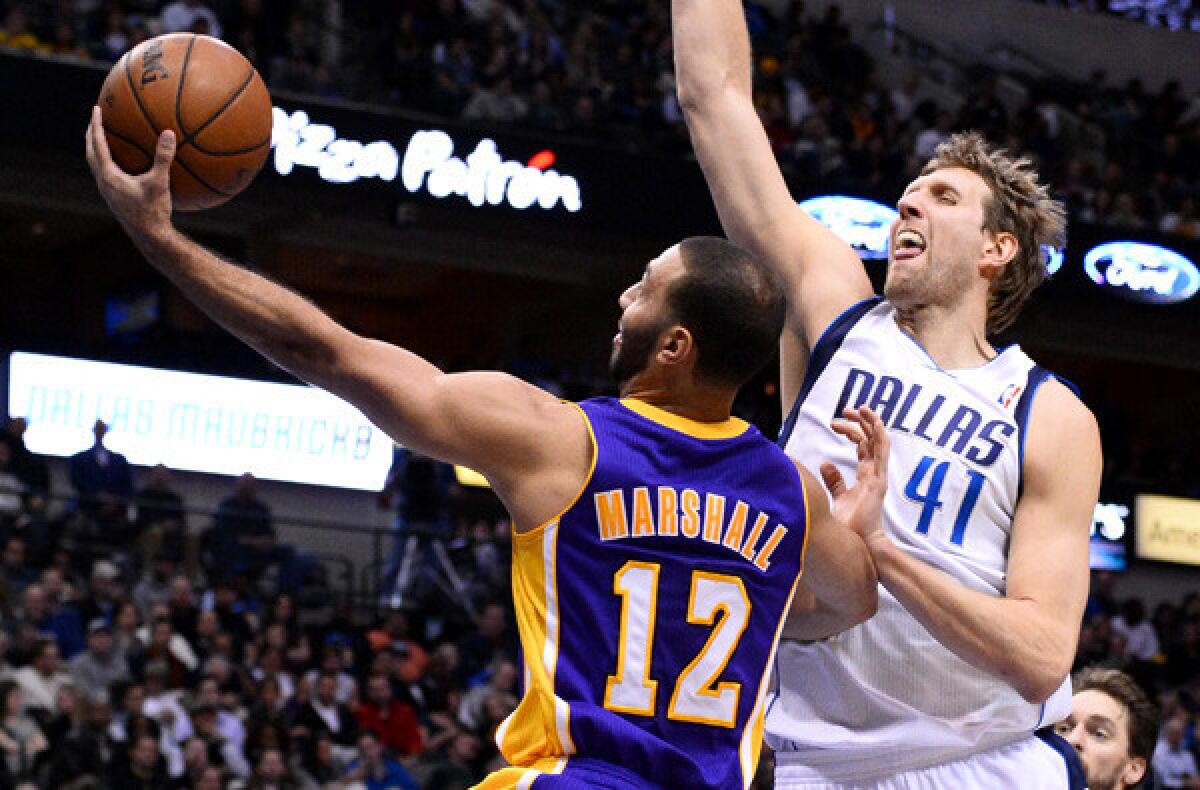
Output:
top-left (893, 229), bottom-right (927, 261)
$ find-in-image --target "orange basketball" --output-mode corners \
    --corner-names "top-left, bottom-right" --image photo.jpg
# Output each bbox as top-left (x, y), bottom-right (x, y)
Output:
top-left (97, 33), bottom-right (273, 211)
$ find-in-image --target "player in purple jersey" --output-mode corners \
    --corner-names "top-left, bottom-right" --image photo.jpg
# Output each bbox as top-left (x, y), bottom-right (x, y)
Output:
top-left (85, 109), bottom-right (886, 789)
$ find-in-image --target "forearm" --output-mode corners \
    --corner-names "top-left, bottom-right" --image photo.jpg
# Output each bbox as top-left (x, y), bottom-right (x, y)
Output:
top-left (870, 536), bottom-right (1072, 702)
top-left (784, 529), bottom-right (878, 641)
top-left (672, 0), bottom-right (752, 106)
top-left (124, 222), bottom-right (343, 386)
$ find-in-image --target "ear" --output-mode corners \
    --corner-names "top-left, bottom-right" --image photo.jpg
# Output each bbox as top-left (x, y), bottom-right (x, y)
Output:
top-left (1123, 757), bottom-right (1147, 786)
top-left (656, 325), bottom-right (695, 369)
top-left (980, 230), bottom-right (1018, 280)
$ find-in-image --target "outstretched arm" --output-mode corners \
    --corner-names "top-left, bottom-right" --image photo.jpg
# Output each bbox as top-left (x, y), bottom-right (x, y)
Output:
top-left (784, 407), bottom-right (887, 641)
top-left (672, 0), bottom-right (873, 400)
top-left (84, 109), bottom-right (589, 530)
top-left (865, 381), bottom-right (1099, 702)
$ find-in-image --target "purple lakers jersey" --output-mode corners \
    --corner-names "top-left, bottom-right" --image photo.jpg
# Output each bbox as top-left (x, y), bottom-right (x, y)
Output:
top-left (481, 397), bottom-right (810, 790)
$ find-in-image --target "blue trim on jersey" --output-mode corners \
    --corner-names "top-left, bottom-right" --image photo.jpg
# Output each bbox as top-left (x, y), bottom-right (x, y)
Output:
top-left (1035, 701), bottom-right (1046, 729)
top-left (1014, 365), bottom-right (1052, 468)
top-left (1035, 728), bottom-right (1089, 790)
top-left (777, 296), bottom-right (882, 448)
top-left (895, 324), bottom-right (1019, 374)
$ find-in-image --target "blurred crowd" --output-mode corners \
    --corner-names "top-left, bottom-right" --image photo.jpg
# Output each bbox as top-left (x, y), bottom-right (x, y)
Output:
top-left (1, 1), bottom-right (1197, 240)
top-left (1026, 0), bottom-right (1200, 32)
top-left (0, 414), bottom-right (521, 789)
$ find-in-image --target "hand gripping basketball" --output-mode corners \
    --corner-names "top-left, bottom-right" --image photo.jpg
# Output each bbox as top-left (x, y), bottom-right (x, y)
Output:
top-left (86, 106), bottom-right (176, 237)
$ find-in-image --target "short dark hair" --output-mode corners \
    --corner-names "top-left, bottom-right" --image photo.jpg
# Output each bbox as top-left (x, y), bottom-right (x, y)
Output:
top-left (1073, 667), bottom-right (1159, 762)
top-left (668, 237), bottom-right (786, 387)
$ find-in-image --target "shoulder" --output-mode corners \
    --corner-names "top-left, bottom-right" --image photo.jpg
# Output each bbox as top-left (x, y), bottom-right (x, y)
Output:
top-left (1022, 376), bottom-right (1101, 489)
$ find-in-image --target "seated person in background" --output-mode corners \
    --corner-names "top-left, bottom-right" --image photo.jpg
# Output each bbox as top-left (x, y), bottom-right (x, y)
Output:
top-left (133, 464), bottom-right (188, 566)
top-left (1056, 667), bottom-right (1159, 790)
top-left (1154, 715), bottom-right (1200, 790)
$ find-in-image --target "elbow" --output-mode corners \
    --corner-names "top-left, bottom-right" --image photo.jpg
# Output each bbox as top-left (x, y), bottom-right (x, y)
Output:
top-left (1011, 657), bottom-right (1072, 705)
top-left (674, 69), bottom-right (747, 119)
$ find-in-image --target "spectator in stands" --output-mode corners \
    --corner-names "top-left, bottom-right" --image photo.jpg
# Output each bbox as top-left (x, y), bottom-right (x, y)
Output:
top-left (48, 690), bottom-right (117, 788)
top-left (423, 730), bottom-right (481, 790)
top-left (457, 602), bottom-right (513, 683)
top-left (245, 746), bottom-right (296, 790)
top-left (159, 0), bottom-right (223, 39)
top-left (69, 419), bottom-right (134, 549)
top-left (294, 670), bottom-right (358, 751)
top-left (0, 418), bottom-right (47, 496)
top-left (79, 558), bottom-right (123, 627)
top-left (190, 700), bottom-right (249, 778)
top-left (110, 731), bottom-right (169, 789)
top-left (0, 442), bottom-right (27, 527)
top-left (134, 555), bottom-right (177, 620)
top-left (0, 7), bottom-right (46, 52)
top-left (14, 639), bottom-right (70, 714)
top-left (1, 536), bottom-right (36, 607)
top-left (134, 465), bottom-right (187, 566)
top-left (69, 619), bottom-right (130, 700)
top-left (1058, 667), bottom-right (1158, 790)
top-left (19, 583), bottom-right (83, 660)
top-left (356, 672), bottom-right (421, 757)
top-left (0, 680), bottom-right (48, 785)
top-left (343, 730), bottom-right (419, 790)
top-left (1153, 715), bottom-right (1200, 790)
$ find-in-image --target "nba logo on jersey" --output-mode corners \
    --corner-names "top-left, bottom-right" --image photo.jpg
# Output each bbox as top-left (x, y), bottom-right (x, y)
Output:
top-left (998, 383), bottom-right (1024, 410)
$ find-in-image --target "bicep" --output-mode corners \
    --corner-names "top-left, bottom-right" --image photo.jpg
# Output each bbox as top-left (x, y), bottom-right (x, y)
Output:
top-left (1006, 382), bottom-right (1101, 641)
top-left (326, 334), bottom-right (573, 481)
top-left (683, 90), bottom-right (874, 346)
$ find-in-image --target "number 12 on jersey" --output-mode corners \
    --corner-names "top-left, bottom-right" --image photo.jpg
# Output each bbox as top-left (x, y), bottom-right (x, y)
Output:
top-left (904, 455), bottom-right (985, 545)
top-left (603, 561), bottom-right (750, 728)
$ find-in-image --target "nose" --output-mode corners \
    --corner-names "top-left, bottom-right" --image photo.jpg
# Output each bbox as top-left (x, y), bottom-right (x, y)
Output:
top-left (897, 193), bottom-right (923, 221)
top-left (1061, 725), bottom-right (1083, 752)
top-left (619, 282), bottom-right (638, 309)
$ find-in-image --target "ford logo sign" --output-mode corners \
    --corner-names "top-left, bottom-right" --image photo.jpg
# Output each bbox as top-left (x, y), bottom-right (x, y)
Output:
top-left (800, 196), bottom-right (898, 260)
top-left (1083, 241), bottom-right (1200, 304)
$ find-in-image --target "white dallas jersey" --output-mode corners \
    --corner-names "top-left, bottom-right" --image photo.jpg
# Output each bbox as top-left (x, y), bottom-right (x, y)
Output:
top-left (767, 297), bottom-right (1072, 780)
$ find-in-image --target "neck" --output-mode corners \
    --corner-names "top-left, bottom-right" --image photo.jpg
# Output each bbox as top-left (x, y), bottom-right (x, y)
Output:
top-left (893, 301), bottom-right (995, 369)
top-left (619, 376), bottom-right (736, 424)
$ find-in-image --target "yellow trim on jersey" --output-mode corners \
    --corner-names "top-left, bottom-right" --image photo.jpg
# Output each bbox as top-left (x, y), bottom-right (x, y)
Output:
top-left (796, 464), bottom-right (812, 572)
top-left (667, 572), bottom-right (752, 728)
top-left (738, 572), bottom-right (804, 789)
top-left (496, 404), bottom-right (595, 767)
top-left (474, 756), bottom-right (567, 790)
top-left (619, 398), bottom-right (749, 440)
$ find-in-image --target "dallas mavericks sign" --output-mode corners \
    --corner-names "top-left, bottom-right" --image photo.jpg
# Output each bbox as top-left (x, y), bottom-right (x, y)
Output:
top-left (800, 196), bottom-right (897, 260)
top-left (1084, 241), bottom-right (1199, 304)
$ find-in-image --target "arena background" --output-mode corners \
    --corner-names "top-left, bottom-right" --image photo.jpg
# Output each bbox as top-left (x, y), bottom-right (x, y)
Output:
top-left (0, 0), bottom-right (1197, 787)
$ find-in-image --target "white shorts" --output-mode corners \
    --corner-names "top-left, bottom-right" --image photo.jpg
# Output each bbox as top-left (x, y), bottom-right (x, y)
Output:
top-left (773, 732), bottom-right (1085, 790)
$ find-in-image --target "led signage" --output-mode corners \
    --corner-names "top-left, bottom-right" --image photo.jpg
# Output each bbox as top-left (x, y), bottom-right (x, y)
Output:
top-left (271, 107), bottom-right (582, 213)
top-left (800, 195), bottom-right (898, 260)
top-left (7, 352), bottom-right (392, 491)
top-left (1084, 241), bottom-right (1199, 304)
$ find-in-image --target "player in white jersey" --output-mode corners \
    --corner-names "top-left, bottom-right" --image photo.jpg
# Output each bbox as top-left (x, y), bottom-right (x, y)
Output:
top-left (671, 2), bottom-right (1101, 788)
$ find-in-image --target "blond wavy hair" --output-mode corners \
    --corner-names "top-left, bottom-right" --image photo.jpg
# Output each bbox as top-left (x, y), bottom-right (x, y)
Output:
top-left (922, 132), bottom-right (1066, 334)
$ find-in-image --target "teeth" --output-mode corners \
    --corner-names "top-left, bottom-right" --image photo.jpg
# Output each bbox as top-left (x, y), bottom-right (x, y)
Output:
top-left (896, 230), bottom-right (925, 249)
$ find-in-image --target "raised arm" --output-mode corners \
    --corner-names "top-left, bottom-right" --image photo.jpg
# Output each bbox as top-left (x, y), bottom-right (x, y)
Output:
top-left (784, 406), bottom-right (886, 641)
top-left (671, 0), bottom-right (872, 374)
top-left (84, 109), bottom-right (589, 531)
top-left (865, 381), bottom-right (1099, 702)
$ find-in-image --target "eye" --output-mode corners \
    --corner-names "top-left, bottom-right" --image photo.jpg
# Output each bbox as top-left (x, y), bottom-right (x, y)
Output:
top-left (1053, 721), bottom-right (1071, 735)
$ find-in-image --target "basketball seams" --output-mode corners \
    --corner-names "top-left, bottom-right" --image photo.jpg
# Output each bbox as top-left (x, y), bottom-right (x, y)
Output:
top-left (101, 123), bottom-right (154, 173)
top-left (172, 152), bottom-right (235, 198)
top-left (175, 33), bottom-right (198, 137)
top-left (182, 65), bottom-right (260, 152)
top-left (188, 135), bottom-right (272, 157)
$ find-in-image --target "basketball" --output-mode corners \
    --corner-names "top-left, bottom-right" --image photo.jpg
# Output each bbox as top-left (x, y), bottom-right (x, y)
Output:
top-left (97, 33), bottom-right (273, 211)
